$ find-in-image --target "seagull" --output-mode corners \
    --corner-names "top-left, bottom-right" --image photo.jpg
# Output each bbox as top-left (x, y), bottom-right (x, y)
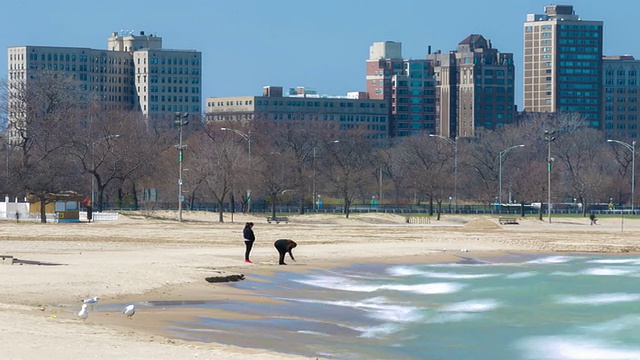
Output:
top-left (83, 296), bottom-right (99, 311)
top-left (122, 304), bottom-right (135, 319)
top-left (78, 304), bottom-right (89, 321)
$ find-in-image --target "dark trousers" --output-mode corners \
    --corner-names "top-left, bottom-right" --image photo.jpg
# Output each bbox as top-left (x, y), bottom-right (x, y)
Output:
top-left (274, 240), bottom-right (288, 265)
top-left (244, 240), bottom-right (254, 260)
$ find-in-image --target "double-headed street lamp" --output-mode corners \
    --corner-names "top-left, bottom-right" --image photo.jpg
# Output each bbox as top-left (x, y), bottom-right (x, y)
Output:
top-left (607, 139), bottom-right (636, 214)
top-left (498, 144), bottom-right (525, 212)
top-left (544, 130), bottom-right (556, 223)
top-left (175, 112), bottom-right (189, 222)
top-left (221, 127), bottom-right (252, 212)
top-left (429, 134), bottom-right (458, 213)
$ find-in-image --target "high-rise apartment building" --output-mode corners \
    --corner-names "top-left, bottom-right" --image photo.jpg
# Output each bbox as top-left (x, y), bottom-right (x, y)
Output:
top-left (7, 31), bottom-right (201, 144)
top-left (429, 34), bottom-right (516, 138)
top-left (602, 55), bottom-right (640, 139)
top-left (365, 41), bottom-right (437, 137)
top-left (523, 5), bottom-right (603, 127)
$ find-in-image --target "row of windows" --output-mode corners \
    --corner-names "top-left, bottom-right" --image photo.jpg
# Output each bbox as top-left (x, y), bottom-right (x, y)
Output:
top-left (392, 106), bottom-right (436, 112)
top-left (23, 53), bottom-right (90, 62)
top-left (559, 31), bottom-right (600, 38)
top-left (605, 79), bottom-right (638, 86)
top-left (145, 95), bottom-right (200, 103)
top-left (147, 104), bottom-right (200, 112)
top-left (144, 57), bottom-right (199, 66)
top-left (265, 113), bottom-right (387, 123)
top-left (605, 88), bottom-right (638, 94)
top-left (142, 76), bottom-right (199, 84)
top-left (605, 105), bottom-right (639, 111)
top-left (604, 120), bottom-right (639, 126)
top-left (392, 97), bottom-right (435, 104)
top-left (605, 70), bottom-right (638, 77)
top-left (558, 39), bottom-right (600, 45)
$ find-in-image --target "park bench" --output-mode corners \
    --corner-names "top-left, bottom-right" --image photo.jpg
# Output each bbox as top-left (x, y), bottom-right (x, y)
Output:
top-left (498, 217), bottom-right (519, 225)
top-left (266, 216), bottom-right (289, 224)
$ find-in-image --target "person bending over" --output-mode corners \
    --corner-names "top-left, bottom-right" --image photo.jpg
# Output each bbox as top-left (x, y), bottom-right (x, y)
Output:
top-left (274, 239), bottom-right (297, 265)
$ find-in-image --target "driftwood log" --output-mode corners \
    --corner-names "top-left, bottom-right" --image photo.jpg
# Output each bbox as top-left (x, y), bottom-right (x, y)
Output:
top-left (205, 273), bottom-right (245, 283)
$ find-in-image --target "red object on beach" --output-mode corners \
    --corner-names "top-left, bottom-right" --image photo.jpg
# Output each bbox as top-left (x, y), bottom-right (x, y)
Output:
top-left (245, 259), bottom-right (252, 263)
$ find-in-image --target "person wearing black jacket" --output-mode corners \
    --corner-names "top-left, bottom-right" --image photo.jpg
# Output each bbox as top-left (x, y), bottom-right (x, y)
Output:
top-left (242, 222), bottom-right (255, 263)
top-left (274, 239), bottom-right (297, 265)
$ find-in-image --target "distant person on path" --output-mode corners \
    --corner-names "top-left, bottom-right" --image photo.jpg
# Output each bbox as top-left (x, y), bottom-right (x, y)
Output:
top-left (243, 222), bottom-right (255, 263)
top-left (274, 239), bottom-right (297, 265)
top-left (589, 213), bottom-right (598, 225)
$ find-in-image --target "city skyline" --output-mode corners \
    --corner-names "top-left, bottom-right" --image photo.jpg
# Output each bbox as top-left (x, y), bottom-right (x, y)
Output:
top-left (2, 0), bottom-right (639, 110)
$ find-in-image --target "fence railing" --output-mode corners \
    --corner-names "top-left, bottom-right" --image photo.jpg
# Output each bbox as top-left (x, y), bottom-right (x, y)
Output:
top-left (79, 212), bottom-right (119, 221)
top-left (0, 212), bottom-right (59, 222)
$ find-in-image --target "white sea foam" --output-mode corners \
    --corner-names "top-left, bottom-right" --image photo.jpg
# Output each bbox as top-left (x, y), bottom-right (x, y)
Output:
top-left (580, 267), bottom-right (635, 276)
top-left (425, 312), bottom-right (480, 323)
top-left (352, 323), bottom-right (401, 338)
top-left (516, 335), bottom-right (640, 359)
top-left (441, 299), bottom-right (501, 313)
top-left (378, 282), bottom-right (465, 295)
top-left (506, 271), bottom-right (538, 279)
top-left (587, 258), bottom-right (640, 265)
top-left (387, 265), bottom-right (423, 277)
top-left (288, 296), bottom-right (423, 323)
top-left (526, 255), bottom-right (575, 264)
top-left (387, 265), bottom-right (497, 279)
top-left (295, 275), bottom-right (464, 295)
top-left (582, 315), bottom-right (640, 334)
top-left (556, 293), bottom-right (640, 306)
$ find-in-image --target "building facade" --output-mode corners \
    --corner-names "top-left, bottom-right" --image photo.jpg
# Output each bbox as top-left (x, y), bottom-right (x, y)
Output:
top-left (523, 5), bottom-right (603, 127)
top-left (429, 34), bottom-right (516, 138)
top-left (602, 55), bottom-right (640, 139)
top-left (7, 31), bottom-right (201, 144)
top-left (206, 86), bottom-right (389, 140)
top-left (365, 41), bottom-right (437, 137)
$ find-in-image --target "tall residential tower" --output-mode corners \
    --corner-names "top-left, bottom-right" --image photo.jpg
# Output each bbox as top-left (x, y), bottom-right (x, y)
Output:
top-left (366, 41), bottom-right (437, 137)
top-left (523, 5), bottom-right (603, 126)
top-left (429, 34), bottom-right (516, 138)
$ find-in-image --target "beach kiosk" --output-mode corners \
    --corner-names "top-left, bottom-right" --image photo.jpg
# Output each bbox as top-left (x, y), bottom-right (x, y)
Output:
top-left (28, 191), bottom-right (82, 222)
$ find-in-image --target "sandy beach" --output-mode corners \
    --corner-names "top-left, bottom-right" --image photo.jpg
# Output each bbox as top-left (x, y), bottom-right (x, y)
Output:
top-left (1, 210), bottom-right (639, 359)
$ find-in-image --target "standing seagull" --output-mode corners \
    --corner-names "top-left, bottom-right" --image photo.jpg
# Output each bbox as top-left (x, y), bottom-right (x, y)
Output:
top-left (78, 304), bottom-right (89, 321)
top-left (122, 304), bottom-right (135, 319)
top-left (83, 296), bottom-right (99, 311)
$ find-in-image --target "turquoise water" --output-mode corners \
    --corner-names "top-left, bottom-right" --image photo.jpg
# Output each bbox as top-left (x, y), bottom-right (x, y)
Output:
top-left (166, 254), bottom-right (640, 359)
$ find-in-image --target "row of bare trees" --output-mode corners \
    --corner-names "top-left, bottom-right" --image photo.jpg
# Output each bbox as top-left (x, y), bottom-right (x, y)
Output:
top-left (0, 73), bottom-right (636, 222)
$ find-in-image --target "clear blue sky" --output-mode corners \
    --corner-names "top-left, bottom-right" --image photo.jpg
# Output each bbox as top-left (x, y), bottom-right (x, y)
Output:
top-left (2, 0), bottom-right (639, 109)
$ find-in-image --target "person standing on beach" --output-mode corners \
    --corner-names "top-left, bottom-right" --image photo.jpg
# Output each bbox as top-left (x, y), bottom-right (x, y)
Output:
top-left (274, 239), bottom-right (297, 265)
top-left (243, 222), bottom-right (256, 263)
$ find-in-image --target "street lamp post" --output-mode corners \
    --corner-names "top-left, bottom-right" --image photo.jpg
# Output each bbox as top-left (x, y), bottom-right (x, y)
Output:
top-left (498, 144), bottom-right (525, 212)
top-left (91, 134), bottom-right (120, 213)
top-left (175, 112), bottom-right (189, 222)
top-left (221, 127), bottom-right (252, 212)
top-left (607, 139), bottom-right (636, 214)
top-left (544, 130), bottom-right (556, 223)
top-left (430, 134), bottom-right (458, 213)
top-left (312, 147), bottom-right (317, 211)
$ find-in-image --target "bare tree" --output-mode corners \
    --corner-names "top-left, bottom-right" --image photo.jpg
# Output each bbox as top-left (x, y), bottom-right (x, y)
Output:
top-left (319, 130), bottom-right (376, 218)
top-left (7, 71), bottom-right (83, 222)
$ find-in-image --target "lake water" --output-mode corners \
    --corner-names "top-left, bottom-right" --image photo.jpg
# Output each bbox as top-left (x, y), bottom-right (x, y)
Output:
top-left (164, 253), bottom-right (640, 359)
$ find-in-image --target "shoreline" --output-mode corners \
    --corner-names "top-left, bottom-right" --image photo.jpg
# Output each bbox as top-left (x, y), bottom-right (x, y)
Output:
top-left (2, 211), bottom-right (640, 359)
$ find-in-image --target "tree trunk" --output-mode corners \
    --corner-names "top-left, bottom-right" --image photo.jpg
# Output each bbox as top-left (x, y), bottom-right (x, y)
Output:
top-left (436, 200), bottom-right (442, 221)
top-left (271, 192), bottom-right (277, 220)
top-left (132, 182), bottom-right (138, 210)
top-left (218, 198), bottom-right (225, 223)
top-left (343, 190), bottom-right (350, 218)
top-left (39, 196), bottom-right (47, 223)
